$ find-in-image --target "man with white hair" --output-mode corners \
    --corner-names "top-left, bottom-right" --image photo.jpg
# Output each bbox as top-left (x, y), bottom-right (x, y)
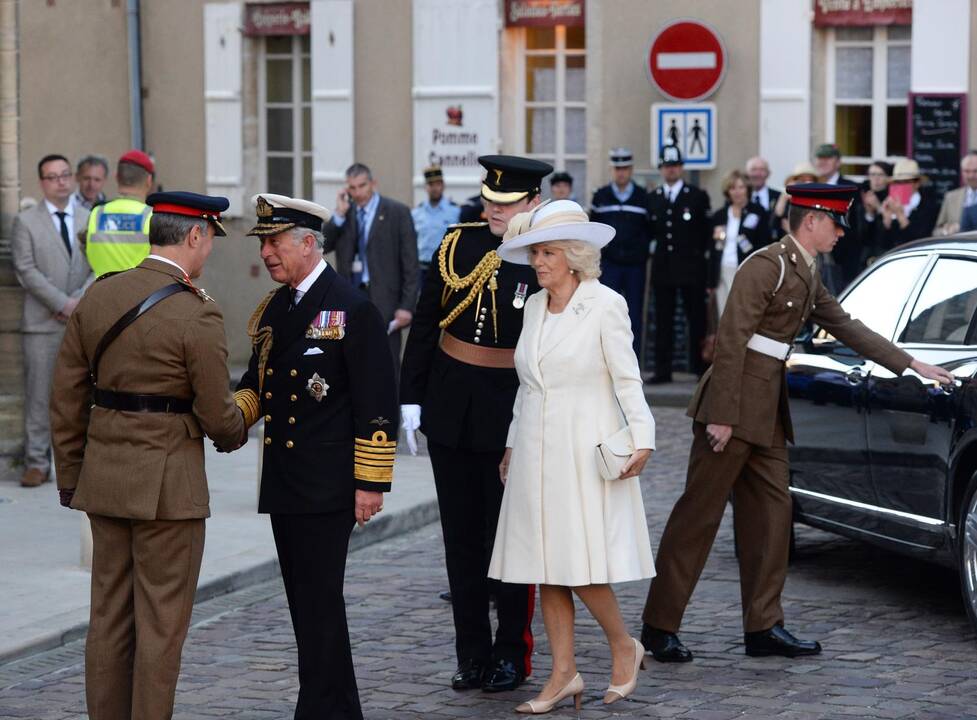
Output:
top-left (235, 193), bottom-right (399, 720)
top-left (745, 155), bottom-right (781, 241)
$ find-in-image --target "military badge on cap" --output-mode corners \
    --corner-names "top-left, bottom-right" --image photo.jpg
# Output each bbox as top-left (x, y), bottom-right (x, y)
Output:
top-left (306, 372), bottom-right (329, 402)
top-left (306, 310), bottom-right (346, 340)
top-left (478, 155), bottom-right (553, 205)
top-left (248, 193), bottom-right (331, 237)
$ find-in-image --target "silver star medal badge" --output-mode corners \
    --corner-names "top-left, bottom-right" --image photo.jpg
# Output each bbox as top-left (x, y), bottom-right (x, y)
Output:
top-left (306, 372), bottom-right (329, 402)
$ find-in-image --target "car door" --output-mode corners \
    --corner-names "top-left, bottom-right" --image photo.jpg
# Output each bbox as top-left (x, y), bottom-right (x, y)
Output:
top-left (866, 254), bottom-right (977, 550)
top-left (787, 254), bottom-right (929, 534)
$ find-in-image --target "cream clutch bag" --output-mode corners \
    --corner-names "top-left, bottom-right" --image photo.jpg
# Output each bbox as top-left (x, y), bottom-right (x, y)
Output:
top-left (596, 426), bottom-right (634, 481)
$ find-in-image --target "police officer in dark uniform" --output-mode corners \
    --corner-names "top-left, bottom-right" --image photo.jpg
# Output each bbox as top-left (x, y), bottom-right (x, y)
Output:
top-left (400, 155), bottom-right (552, 693)
top-left (235, 193), bottom-right (398, 720)
top-left (590, 147), bottom-right (652, 354)
top-left (649, 145), bottom-right (712, 383)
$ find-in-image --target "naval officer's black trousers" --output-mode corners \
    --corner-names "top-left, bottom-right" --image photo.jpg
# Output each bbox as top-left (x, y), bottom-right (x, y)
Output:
top-left (271, 512), bottom-right (361, 720)
top-left (428, 440), bottom-right (535, 676)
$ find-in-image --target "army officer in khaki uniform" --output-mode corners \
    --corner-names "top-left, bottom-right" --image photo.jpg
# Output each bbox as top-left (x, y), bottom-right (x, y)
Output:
top-left (640, 184), bottom-right (953, 662)
top-left (50, 192), bottom-right (247, 720)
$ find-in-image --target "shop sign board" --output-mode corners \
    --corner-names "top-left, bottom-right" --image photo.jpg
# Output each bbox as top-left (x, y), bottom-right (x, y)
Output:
top-left (504, 0), bottom-right (585, 27)
top-left (813, 0), bottom-right (912, 27)
top-left (244, 2), bottom-right (311, 36)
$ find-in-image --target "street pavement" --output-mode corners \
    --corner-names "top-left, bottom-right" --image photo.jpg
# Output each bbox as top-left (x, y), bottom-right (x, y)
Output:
top-left (2, 407), bottom-right (976, 719)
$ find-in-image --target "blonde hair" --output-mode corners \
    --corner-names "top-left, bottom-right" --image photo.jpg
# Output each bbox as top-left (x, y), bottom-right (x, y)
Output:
top-left (541, 239), bottom-right (602, 280)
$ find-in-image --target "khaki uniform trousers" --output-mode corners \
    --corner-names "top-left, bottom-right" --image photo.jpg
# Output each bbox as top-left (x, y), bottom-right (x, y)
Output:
top-left (643, 421), bottom-right (791, 633)
top-left (86, 515), bottom-right (205, 720)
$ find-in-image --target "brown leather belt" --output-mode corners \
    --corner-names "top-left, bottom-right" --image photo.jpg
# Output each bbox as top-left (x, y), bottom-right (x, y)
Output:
top-left (439, 332), bottom-right (515, 369)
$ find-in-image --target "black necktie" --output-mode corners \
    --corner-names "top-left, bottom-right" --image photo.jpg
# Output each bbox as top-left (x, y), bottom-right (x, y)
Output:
top-left (289, 287), bottom-right (298, 312)
top-left (753, 192), bottom-right (761, 206)
top-left (55, 211), bottom-right (72, 256)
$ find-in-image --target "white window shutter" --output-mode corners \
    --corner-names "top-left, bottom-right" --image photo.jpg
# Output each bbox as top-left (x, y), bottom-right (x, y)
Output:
top-left (413, 0), bottom-right (499, 206)
top-left (311, 0), bottom-right (354, 208)
top-left (204, 2), bottom-right (244, 216)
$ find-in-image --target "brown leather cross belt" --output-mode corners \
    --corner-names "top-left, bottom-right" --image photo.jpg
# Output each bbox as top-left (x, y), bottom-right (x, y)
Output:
top-left (439, 332), bottom-right (515, 369)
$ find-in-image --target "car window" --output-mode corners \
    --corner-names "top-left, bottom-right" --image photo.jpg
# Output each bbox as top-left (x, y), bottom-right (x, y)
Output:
top-left (900, 257), bottom-right (977, 345)
top-left (834, 255), bottom-right (927, 340)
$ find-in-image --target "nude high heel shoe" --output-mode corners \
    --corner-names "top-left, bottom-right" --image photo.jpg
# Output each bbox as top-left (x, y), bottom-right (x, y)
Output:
top-left (603, 637), bottom-right (645, 705)
top-left (515, 672), bottom-right (584, 714)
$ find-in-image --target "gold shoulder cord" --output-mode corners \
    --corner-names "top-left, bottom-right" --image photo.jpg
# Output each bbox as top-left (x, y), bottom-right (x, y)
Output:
top-left (437, 229), bottom-right (501, 339)
top-left (248, 289), bottom-right (278, 394)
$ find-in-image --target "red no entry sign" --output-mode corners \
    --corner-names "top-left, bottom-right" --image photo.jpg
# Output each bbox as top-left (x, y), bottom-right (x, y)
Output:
top-left (647, 19), bottom-right (727, 102)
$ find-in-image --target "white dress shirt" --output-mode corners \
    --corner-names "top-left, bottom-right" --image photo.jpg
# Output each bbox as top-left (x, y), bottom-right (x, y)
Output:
top-left (292, 258), bottom-right (327, 305)
top-left (722, 209), bottom-right (742, 268)
top-left (752, 185), bottom-right (771, 210)
top-left (45, 199), bottom-right (76, 250)
top-left (663, 179), bottom-right (685, 203)
top-left (146, 253), bottom-right (190, 279)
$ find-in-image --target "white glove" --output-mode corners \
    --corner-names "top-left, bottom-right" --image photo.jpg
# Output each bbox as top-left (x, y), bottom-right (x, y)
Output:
top-left (401, 404), bottom-right (421, 456)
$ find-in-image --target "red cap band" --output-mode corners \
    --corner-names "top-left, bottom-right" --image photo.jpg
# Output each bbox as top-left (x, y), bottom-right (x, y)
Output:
top-left (789, 196), bottom-right (851, 213)
top-left (152, 203), bottom-right (222, 222)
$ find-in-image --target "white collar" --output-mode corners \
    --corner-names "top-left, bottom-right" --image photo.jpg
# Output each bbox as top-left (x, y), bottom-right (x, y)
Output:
top-left (147, 253), bottom-right (189, 278)
top-left (827, 172), bottom-right (841, 185)
top-left (664, 179), bottom-right (684, 197)
top-left (44, 198), bottom-right (73, 217)
top-left (293, 258), bottom-right (327, 299)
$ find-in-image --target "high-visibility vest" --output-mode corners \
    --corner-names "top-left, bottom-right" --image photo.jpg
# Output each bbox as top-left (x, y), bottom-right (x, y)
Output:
top-left (86, 197), bottom-right (152, 277)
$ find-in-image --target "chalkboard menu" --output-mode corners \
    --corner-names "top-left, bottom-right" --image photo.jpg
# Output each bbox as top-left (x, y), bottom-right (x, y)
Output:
top-left (908, 93), bottom-right (968, 201)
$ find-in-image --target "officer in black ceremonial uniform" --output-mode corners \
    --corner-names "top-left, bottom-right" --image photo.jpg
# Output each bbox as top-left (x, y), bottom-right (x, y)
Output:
top-left (400, 155), bottom-right (552, 693)
top-left (649, 145), bottom-right (712, 383)
top-left (235, 193), bottom-right (398, 720)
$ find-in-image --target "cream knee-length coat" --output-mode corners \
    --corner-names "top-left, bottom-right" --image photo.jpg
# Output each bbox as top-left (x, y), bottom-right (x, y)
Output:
top-left (488, 279), bottom-right (656, 587)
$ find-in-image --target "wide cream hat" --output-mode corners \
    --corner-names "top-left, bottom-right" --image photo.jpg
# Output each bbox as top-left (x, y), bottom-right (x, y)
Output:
top-left (496, 200), bottom-right (615, 265)
top-left (891, 158), bottom-right (921, 182)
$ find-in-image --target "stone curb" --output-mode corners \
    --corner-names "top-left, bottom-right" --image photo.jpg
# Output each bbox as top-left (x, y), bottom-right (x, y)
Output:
top-left (0, 498), bottom-right (441, 667)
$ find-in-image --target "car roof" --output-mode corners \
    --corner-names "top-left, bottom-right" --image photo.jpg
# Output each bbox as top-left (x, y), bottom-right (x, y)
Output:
top-left (890, 231), bottom-right (977, 255)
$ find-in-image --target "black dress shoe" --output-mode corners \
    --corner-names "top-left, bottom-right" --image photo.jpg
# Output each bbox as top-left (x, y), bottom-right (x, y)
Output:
top-left (450, 658), bottom-right (486, 690)
top-left (744, 625), bottom-right (822, 658)
top-left (481, 658), bottom-right (525, 693)
top-left (641, 623), bottom-right (693, 663)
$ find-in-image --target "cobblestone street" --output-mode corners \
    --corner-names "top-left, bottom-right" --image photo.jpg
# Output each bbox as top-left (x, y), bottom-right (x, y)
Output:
top-left (1, 407), bottom-right (975, 719)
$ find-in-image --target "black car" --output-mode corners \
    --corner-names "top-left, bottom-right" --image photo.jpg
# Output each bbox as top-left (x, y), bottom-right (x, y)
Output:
top-left (786, 234), bottom-right (977, 633)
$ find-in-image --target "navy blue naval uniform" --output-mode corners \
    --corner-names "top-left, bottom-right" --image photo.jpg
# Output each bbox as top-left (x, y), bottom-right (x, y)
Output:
top-left (236, 263), bottom-right (398, 720)
top-left (590, 182), bottom-right (651, 354)
top-left (400, 221), bottom-right (539, 679)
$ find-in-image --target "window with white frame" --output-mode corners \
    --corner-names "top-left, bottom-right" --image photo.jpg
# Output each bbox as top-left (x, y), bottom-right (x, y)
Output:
top-left (827, 25), bottom-right (911, 176)
top-left (514, 26), bottom-right (586, 198)
top-left (261, 35), bottom-right (312, 198)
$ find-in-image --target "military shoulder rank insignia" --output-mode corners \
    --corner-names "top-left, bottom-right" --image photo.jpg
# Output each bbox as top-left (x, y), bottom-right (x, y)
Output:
top-left (306, 310), bottom-right (346, 340)
top-left (307, 372), bottom-right (329, 401)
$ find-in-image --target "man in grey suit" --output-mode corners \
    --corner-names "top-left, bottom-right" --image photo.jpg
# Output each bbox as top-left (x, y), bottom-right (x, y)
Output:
top-left (323, 163), bottom-right (419, 372)
top-left (11, 154), bottom-right (93, 487)
top-left (936, 151), bottom-right (977, 235)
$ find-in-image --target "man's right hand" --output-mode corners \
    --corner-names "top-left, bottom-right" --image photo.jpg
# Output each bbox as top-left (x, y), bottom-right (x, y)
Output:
top-left (401, 404), bottom-right (421, 456)
top-left (706, 423), bottom-right (733, 453)
top-left (335, 189), bottom-right (350, 218)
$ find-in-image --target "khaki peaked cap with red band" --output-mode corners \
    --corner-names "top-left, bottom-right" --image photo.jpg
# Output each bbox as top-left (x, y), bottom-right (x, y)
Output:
top-left (785, 182), bottom-right (857, 229)
top-left (147, 191), bottom-right (229, 236)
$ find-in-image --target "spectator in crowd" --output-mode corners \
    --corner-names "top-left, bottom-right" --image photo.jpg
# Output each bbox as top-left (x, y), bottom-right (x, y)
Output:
top-left (324, 162), bottom-right (419, 371)
top-left (877, 158), bottom-right (940, 252)
top-left (84, 150), bottom-right (155, 277)
top-left (649, 145), bottom-right (711, 383)
top-left (857, 160), bottom-right (892, 266)
top-left (709, 169), bottom-right (770, 318)
top-left (10, 154), bottom-right (92, 487)
top-left (72, 154), bottom-right (108, 210)
top-left (548, 171), bottom-right (574, 200)
top-left (813, 143), bottom-right (861, 292)
top-left (935, 150), bottom-right (977, 235)
top-left (590, 148), bottom-right (651, 355)
top-left (412, 164), bottom-right (460, 288)
top-left (771, 162), bottom-right (818, 237)
top-left (744, 156), bottom-right (781, 240)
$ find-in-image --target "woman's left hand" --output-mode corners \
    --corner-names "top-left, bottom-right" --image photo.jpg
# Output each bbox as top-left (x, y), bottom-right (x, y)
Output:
top-left (619, 448), bottom-right (653, 479)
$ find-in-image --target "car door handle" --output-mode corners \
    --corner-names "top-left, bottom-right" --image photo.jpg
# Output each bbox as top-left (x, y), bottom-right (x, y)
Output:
top-left (846, 367), bottom-right (866, 385)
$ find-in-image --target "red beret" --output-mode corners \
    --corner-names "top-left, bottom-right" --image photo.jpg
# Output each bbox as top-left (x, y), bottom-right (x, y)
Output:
top-left (119, 150), bottom-right (155, 174)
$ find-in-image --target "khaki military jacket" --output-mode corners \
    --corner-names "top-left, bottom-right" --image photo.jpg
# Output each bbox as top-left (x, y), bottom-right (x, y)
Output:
top-left (51, 257), bottom-right (245, 520)
top-left (689, 235), bottom-right (912, 447)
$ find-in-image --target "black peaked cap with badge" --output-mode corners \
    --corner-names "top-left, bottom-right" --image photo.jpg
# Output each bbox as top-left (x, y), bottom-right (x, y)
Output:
top-left (147, 191), bottom-right (230, 237)
top-left (235, 193), bottom-right (399, 510)
top-left (478, 155), bottom-right (553, 205)
top-left (785, 182), bottom-right (856, 229)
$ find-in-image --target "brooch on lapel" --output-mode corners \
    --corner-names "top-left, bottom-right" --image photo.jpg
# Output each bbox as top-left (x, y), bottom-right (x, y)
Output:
top-left (571, 302), bottom-right (586, 316)
top-left (306, 310), bottom-right (346, 340)
top-left (307, 372), bottom-right (329, 402)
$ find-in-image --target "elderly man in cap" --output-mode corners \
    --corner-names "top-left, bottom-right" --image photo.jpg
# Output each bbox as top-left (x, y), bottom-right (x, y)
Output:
top-left (412, 164), bottom-right (460, 289)
top-left (639, 183), bottom-right (952, 663)
top-left (235, 193), bottom-right (398, 720)
top-left (84, 150), bottom-right (156, 277)
top-left (649, 145), bottom-right (712, 383)
top-left (590, 147), bottom-right (652, 355)
top-left (50, 191), bottom-right (247, 720)
top-left (401, 154), bottom-right (552, 693)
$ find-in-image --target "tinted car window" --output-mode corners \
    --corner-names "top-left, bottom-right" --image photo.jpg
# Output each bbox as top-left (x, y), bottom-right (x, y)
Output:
top-left (834, 255), bottom-right (927, 339)
top-left (900, 257), bottom-right (977, 345)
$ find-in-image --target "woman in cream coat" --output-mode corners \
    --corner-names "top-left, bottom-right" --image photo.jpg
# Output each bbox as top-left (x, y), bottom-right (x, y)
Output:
top-left (489, 200), bottom-right (656, 714)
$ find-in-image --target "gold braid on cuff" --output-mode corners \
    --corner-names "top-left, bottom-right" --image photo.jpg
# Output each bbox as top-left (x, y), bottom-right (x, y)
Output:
top-left (234, 389), bottom-right (260, 428)
top-left (354, 430), bottom-right (396, 483)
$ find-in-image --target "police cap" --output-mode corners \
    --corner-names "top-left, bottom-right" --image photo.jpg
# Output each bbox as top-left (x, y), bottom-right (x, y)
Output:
top-left (786, 182), bottom-right (856, 229)
top-left (478, 155), bottom-right (553, 205)
top-left (147, 191), bottom-right (229, 236)
top-left (609, 147), bottom-right (633, 167)
top-left (658, 145), bottom-right (683, 167)
top-left (423, 164), bottom-right (444, 183)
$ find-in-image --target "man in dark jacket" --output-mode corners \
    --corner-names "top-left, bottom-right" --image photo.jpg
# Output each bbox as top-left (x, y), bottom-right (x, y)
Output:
top-left (590, 147), bottom-right (651, 353)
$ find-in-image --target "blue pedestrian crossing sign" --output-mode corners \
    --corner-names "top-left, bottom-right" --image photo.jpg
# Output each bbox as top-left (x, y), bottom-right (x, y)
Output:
top-left (651, 103), bottom-right (717, 170)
